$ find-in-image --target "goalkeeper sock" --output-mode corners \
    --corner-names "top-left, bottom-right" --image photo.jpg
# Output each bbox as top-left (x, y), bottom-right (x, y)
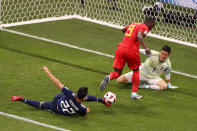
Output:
top-left (86, 95), bottom-right (103, 103)
top-left (22, 99), bottom-right (41, 108)
top-left (109, 71), bottom-right (120, 80)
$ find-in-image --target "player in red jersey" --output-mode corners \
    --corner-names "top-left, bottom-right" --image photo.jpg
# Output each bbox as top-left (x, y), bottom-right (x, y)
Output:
top-left (100, 17), bottom-right (155, 100)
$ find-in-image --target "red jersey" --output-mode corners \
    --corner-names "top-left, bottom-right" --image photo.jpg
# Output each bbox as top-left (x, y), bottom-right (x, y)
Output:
top-left (119, 23), bottom-right (149, 50)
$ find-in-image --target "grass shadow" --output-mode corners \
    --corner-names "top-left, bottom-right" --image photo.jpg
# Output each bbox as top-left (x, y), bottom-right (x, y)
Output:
top-left (0, 45), bottom-right (108, 75)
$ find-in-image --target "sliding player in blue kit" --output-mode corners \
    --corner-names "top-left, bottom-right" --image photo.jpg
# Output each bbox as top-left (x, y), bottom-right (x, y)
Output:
top-left (11, 66), bottom-right (111, 116)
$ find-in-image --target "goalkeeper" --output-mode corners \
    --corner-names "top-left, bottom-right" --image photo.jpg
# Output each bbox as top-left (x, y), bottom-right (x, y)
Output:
top-left (117, 46), bottom-right (178, 90)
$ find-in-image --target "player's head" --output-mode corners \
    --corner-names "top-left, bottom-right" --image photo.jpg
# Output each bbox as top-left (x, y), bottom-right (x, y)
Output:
top-left (144, 17), bottom-right (155, 31)
top-left (77, 87), bottom-right (88, 101)
top-left (160, 45), bottom-right (171, 62)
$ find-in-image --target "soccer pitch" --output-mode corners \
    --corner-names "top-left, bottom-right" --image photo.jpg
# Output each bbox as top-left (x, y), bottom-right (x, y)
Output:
top-left (0, 19), bottom-right (197, 131)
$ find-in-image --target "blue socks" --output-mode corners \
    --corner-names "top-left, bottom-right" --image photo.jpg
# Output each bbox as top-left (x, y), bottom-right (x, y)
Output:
top-left (22, 99), bottom-right (41, 108)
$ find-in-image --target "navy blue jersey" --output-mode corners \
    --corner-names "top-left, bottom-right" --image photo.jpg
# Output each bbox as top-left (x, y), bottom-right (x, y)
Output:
top-left (57, 87), bottom-right (87, 116)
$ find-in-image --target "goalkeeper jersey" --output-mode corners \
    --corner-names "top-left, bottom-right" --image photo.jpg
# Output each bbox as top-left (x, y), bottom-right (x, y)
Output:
top-left (140, 52), bottom-right (171, 79)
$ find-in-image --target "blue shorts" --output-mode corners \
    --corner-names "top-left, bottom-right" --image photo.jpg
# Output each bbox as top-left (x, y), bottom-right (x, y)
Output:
top-left (41, 94), bottom-right (63, 113)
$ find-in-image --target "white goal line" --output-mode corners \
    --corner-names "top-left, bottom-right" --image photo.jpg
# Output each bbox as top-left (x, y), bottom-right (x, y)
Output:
top-left (0, 28), bottom-right (197, 79)
top-left (0, 111), bottom-right (71, 131)
top-left (1, 15), bottom-right (197, 48)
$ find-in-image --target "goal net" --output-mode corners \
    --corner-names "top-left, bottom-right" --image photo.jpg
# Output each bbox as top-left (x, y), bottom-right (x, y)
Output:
top-left (0, 0), bottom-right (196, 47)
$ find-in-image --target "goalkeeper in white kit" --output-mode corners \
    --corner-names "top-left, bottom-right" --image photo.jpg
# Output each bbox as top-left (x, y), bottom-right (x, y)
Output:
top-left (117, 45), bottom-right (178, 90)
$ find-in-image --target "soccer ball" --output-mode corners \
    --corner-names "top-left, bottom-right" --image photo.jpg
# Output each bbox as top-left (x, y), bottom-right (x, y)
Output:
top-left (104, 92), bottom-right (116, 104)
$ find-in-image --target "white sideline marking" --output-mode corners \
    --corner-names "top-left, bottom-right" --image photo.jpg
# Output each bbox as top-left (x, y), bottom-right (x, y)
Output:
top-left (0, 28), bottom-right (114, 58)
top-left (0, 28), bottom-right (197, 79)
top-left (0, 111), bottom-right (71, 131)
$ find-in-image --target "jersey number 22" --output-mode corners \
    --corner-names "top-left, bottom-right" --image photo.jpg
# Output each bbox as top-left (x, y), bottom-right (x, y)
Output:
top-left (60, 100), bottom-right (76, 115)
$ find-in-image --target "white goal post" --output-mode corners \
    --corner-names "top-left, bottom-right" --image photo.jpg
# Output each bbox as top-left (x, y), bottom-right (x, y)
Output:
top-left (0, 0), bottom-right (196, 48)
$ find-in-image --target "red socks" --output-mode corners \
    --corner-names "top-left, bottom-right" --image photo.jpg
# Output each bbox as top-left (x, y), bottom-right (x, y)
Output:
top-left (131, 70), bottom-right (139, 93)
top-left (109, 71), bottom-right (120, 80)
top-left (109, 70), bottom-right (139, 93)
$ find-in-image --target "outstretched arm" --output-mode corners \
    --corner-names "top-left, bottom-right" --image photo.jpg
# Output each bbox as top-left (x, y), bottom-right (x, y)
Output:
top-left (42, 66), bottom-right (64, 91)
top-left (137, 31), bottom-right (151, 55)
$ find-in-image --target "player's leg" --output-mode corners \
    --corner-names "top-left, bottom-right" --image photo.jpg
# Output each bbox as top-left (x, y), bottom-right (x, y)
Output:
top-left (11, 96), bottom-right (42, 108)
top-left (40, 101), bottom-right (55, 113)
top-left (86, 95), bottom-right (111, 107)
top-left (110, 68), bottom-right (122, 81)
top-left (11, 94), bottom-right (61, 112)
top-left (127, 53), bottom-right (142, 99)
top-left (109, 46), bottom-right (126, 80)
top-left (137, 73), bottom-right (159, 90)
top-left (100, 47), bottom-right (125, 91)
top-left (139, 83), bottom-right (161, 90)
top-left (116, 71), bottom-right (133, 83)
top-left (100, 69), bottom-right (123, 91)
top-left (130, 69), bottom-right (142, 99)
top-left (117, 66), bottom-right (144, 84)
top-left (40, 94), bottom-right (62, 113)
top-left (140, 77), bottom-right (167, 90)
top-left (156, 79), bottom-right (168, 90)
top-left (148, 77), bottom-right (167, 90)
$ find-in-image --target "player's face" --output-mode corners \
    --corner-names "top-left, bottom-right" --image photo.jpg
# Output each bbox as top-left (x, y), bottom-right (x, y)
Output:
top-left (159, 50), bottom-right (169, 62)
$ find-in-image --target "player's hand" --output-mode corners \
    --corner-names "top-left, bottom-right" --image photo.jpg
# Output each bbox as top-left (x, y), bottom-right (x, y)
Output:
top-left (145, 48), bottom-right (151, 55)
top-left (167, 83), bottom-right (179, 89)
top-left (42, 66), bottom-right (49, 72)
top-left (86, 107), bottom-right (90, 113)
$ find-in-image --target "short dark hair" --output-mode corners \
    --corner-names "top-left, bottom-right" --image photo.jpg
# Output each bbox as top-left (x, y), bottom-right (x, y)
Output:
top-left (77, 87), bottom-right (88, 99)
top-left (144, 16), bottom-right (156, 24)
top-left (162, 45), bottom-right (171, 54)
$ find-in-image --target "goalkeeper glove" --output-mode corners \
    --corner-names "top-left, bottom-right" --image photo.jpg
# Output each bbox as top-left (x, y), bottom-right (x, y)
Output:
top-left (167, 83), bottom-right (179, 89)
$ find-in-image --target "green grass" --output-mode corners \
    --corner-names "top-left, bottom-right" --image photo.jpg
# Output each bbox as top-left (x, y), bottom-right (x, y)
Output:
top-left (6, 19), bottom-right (197, 76)
top-left (0, 19), bottom-right (197, 131)
top-left (0, 115), bottom-right (57, 131)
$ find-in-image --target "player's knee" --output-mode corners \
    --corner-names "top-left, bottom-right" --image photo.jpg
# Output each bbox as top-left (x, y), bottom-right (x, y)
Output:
top-left (116, 76), bottom-right (127, 83)
top-left (116, 78), bottom-right (122, 83)
top-left (117, 74), bottom-right (130, 83)
top-left (160, 87), bottom-right (165, 90)
top-left (114, 68), bottom-right (122, 76)
top-left (159, 84), bottom-right (168, 90)
top-left (163, 83), bottom-right (168, 89)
